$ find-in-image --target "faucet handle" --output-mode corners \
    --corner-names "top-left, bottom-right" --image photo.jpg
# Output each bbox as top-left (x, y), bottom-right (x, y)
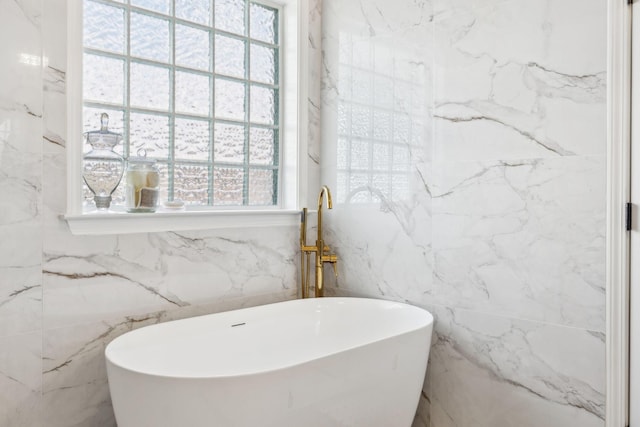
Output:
top-left (331, 260), bottom-right (338, 278)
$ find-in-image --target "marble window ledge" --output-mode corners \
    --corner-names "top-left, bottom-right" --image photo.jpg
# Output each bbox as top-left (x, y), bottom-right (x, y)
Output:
top-left (64, 209), bottom-right (302, 235)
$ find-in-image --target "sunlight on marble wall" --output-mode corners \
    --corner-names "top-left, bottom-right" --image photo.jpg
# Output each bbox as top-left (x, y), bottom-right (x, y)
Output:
top-left (321, 0), bottom-right (606, 426)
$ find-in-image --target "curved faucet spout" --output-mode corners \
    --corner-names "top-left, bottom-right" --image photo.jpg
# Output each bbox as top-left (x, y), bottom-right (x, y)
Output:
top-left (317, 185), bottom-right (332, 242)
top-left (317, 185), bottom-right (333, 211)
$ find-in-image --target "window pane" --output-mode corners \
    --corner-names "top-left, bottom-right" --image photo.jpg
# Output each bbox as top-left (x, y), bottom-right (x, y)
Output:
top-left (215, 79), bottom-right (246, 121)
top-left (250, 86), bottom-right (275, 125)
top-left (249, 169), bottom-right (275, 206)
top-left (175, 118), bottom-right (211, 161)
top-left (174, 164), bottom-right (210, 205)
top-left (215, 35), bottom-right (245, 78)
top-left (156, 163), bottom-right (170, 204)
top-left (250, 3), bottom-right (277, 44)
top-left (213, 167), bottom-right (244, 205)
top-left (131, 0), bottom-right (170, 14)
top-left (130, 113), bottom-right (170, 159)
top-left (176, 0), bottom-right (211, 25)
top-left (249, 127), bottom-right (275, 165)
top-left (215, 0), bottom-right (245, 35)
top-left (214, 122), bottom-right (245, 163)
top-left (130, 12), bottom-right (170, 63)
top-left (82, 0), bottom-right (281, 209)
top-left (84, 1), bottom-right (125, 53)
top-left (176, 24), bottom-right (211, 71)
top-left (175, 71), bottom-right (211, 115)
top-left (250, 44), bottom-right (276, 85)
top-left (83, 54), bottom-right (124, 105)
top-left (130, 63), bottom-right (170, 110)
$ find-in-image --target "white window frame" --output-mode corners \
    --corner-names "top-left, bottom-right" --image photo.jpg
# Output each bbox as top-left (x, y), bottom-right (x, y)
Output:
top-left (65, 0), bottom-right (308, 235)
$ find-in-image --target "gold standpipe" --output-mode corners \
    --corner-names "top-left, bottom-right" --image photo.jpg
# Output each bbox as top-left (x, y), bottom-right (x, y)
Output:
top-left (299, 186), bottom-right (338, 298)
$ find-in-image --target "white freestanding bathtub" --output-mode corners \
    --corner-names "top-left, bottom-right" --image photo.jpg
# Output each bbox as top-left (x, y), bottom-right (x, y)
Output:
top-left (105, 297), bottom-right (433, 427)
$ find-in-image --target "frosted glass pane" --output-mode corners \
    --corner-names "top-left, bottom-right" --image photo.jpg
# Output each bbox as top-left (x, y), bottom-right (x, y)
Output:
top-left (214, 122), bottom-right (245, 163)
top-left (176, 0), bottom-right (211, 25)
top-left (350, 139), bottom-right (370, 170)
top-left (131, 12), bottom-right (170, 63)
top-left (250, 86), bottom-right (275, 125)
top-left (249, 169), bottom-right (274, 206)
top-left (174, 164), bottom-right (210, 205)
top-left (83, 54), bottom-right (124, 105)
top-left (373, 143), bottom-right (391, 171)
top-left (249, 127), bottom-right (275, 165)
top-left (84, 1), bottom-right (125, 53)
top-left (250, 44), bottom-right (276, 85)
top-left (175, 118), bottom-right (211, 161)
top-left (215, 79), bottom-right (246, 121)
top-left (156, 163), bottom-right (170, 204)
top-left (130, 62), bottom-right (169, 110)
top-left (83, 107), bottom-right (125, 156)
top-left (175, 71), bottom-right (211, 115)
top-left (176, 24), bottom-right (211, 71)
top-left (131, 0), bottom-right (170, 14)
top-left (215, 0), bottom-right (245, 35)
top-left (250, 3), bottom-right (277, 44)
top-left (213, 167), bottom-right (244, 205)
top-left (130, 113), bottom-right (170, 159)
top-left (215, 35), bottom-right (245, 78)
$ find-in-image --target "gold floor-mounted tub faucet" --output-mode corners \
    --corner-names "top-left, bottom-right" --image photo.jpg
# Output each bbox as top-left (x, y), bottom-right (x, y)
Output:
top-left (300, 186), bottom-right (338, 298)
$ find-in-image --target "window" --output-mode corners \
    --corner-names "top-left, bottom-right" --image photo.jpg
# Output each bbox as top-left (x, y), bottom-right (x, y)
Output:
top-left (66, 0), bottom-right (308, 233)
top-left (82, 0), bottom-right (281, 208)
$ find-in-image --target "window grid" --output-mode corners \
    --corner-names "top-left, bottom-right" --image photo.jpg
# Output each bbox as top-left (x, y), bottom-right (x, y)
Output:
top-left (82, 0), bottom-right (281, 208)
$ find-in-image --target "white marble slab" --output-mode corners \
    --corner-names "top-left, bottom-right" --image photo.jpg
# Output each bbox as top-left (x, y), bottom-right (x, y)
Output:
top-left (0, 332), bottom-right (42, 427)
top-left (428, 305), bottom-right (605, 427)
top-left (430, 156), bottom-right (606, 331)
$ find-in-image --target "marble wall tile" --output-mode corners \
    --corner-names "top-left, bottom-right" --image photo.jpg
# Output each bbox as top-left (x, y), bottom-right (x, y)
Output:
top-left (320, 0), bottom-right (607, 425)
top-left (307, 0), bottom-right (323, 204)
top-left (432, 0), bottom-right (606, 163)
top-left (429, 305), bottom-right (605, 427)
top-left (0, 0), bottom-right (43, 339)
top-left (430, 156), bottom-right (606, 331)
top-left (42, 227), bottom-right (298, 330)
top-left (0, 332), bottom-right (42, 427)
top-left (41, 292), bottom-right (291, 427)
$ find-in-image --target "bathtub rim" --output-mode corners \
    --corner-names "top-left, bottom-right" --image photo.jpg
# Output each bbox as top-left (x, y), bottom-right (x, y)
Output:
top-left (105, 297), bottom-right (434, 380)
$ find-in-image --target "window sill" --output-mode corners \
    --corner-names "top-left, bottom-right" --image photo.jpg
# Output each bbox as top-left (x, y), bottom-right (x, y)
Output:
top-left (64, 209), bottom-right (302, 235)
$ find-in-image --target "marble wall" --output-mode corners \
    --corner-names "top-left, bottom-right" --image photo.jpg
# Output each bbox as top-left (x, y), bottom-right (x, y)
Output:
top-left (320, 0), bottom-right (607, 426)
top-left (1, 0), bottom-right (608, 425)
top-left (0, 0), bottom-right (322, 425)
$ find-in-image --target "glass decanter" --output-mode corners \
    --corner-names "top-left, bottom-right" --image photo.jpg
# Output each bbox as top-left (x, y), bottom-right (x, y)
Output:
top-left (82, 113), bottom-right (125, 210)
